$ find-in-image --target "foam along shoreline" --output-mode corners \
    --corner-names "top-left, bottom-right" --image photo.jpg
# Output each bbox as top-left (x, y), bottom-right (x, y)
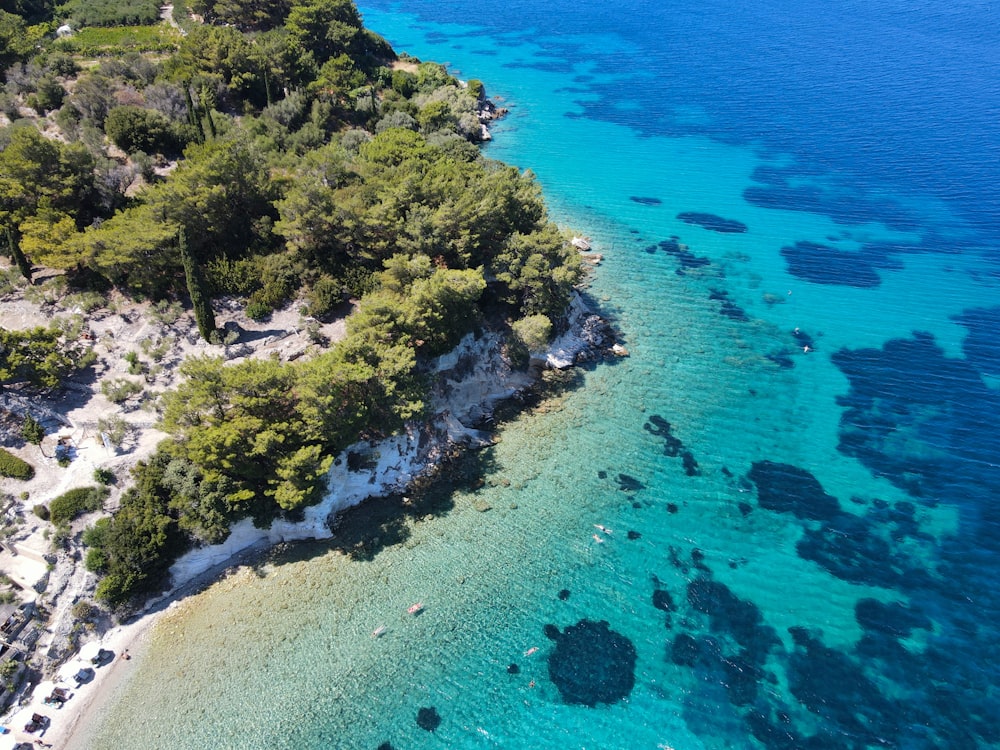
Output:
top-left (4, 291), bottom-right (615, 750)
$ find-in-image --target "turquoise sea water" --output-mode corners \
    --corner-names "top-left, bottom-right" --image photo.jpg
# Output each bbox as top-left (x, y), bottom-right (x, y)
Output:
top-left (83, 1), bottom-right (1000, 748)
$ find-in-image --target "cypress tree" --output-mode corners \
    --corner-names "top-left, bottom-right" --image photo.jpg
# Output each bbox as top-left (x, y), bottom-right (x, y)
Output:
top-left (7, 227), bottom-right (32, 283)
top-left (204, 105), bottom-right (217, 141)
top-left (200, 86), bottom-right (216, 140)
top-left (179, 229), bottom-right (216, 342)
top-left (183, 83), bottom-right (196, 126)
top-left (184, 83), bottom-right (204, 143)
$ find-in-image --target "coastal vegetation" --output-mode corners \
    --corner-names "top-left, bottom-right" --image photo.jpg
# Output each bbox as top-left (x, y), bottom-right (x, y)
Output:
top-left (0, 0), bottom-right (584, 609)
top-left (47, 485), bottom-right (109, 525)
top-left (0, 447), bottom-right (34, 480)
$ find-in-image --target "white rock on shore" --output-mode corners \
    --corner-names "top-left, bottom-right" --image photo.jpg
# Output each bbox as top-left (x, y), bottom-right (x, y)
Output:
top-left (168, 298), bottom-right (603, 584)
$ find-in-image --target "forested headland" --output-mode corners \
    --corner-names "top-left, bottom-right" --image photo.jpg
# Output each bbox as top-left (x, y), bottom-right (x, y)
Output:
top-left (0, 0), bottom-right (585, 610)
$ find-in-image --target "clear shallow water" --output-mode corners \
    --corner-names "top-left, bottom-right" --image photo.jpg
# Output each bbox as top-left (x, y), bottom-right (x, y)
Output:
top-left (85, 1), bottom-right (1000, 748)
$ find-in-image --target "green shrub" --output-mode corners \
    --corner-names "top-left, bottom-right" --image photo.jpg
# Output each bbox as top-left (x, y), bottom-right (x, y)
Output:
top-left (63, 291), bottom-right (107, 313)
top-left (390, 69), bottom-right (416, 98)
top-left (49, 486), bottom-right (110, 525)
top-left (85, 547), bottom-right (108, 573)
top-left (93, 467), bottom-right (116, 485)
top-left (148, 299), bottom-right (184, 325)
top-left (512, 313), bottom-right (553, 352)
top-left (34, 76), bottom-right (66, 113)
top-left (97, 415), bottom-right (129, 447)
top-left (33, 504), bottom-right (50, 521)
top-left (101, 378), bottom-right (143, 403)
top-left (466, 79), bottom-right (485, 100)
top-left (205, 256), bottom-right (261, 297)
top-left (105, 105), bottom-right (181, 155)
top-left (0, 659), bottom-right (18, 680)
top-left (304, 275), bottom-right (343, 319)
top-left (124, 351), bottom-right (142, 375)
top-left (0, 267), bottom-right (26, 297)
top-left (138, 339), bottom-right (175, 366)
top-left (245, 297), bottom-right (273, 321)
top-left (71, 600), bottom-right (98, 621)
top-left (0, 448), bottom-right (34, 480)
top-left (45, 52), bottom-right (80, 77)
top-left (21, 414), bottom-right (44, 445)
top-left (246, 279), bottom-right (293, 319)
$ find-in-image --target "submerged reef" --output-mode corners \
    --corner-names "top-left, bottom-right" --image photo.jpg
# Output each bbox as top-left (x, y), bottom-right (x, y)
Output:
top-left (677, 212), bottom-right (748, 233)
top-left (748, 461), bottom-right (840, 521)
top-left (415, 706), bottom-right (441, 732)
top-left (656, 238), bottom-right (712, 274)
top-left (546, 619), bottom-right (637, 707)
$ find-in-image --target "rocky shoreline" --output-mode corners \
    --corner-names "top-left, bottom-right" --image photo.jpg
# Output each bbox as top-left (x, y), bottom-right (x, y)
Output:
top-left (0, 275), bottom-right (620, 738)
top-left (168, 291), bottom-right (619, 587)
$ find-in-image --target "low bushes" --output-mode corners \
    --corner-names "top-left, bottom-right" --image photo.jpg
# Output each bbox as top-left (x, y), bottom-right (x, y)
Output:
top-left (49, 485), bottom-right (110, 525)
top-left (0, 448), bottom-right (34, 480)
top-left (100, 378), bottom-right (143, 403)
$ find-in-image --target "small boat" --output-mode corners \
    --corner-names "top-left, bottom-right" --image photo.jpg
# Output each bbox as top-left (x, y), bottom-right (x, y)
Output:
top-left (371, 625), bottom-right (387, 638)
top-left (407, 602), bottom-right (424, 615)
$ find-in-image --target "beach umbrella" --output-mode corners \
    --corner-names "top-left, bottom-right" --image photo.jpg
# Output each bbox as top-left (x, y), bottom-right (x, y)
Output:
top-left (57, 661), bottom-right (82, 682)
top-left (77, 641), bottom-right (102, 663)
top-left (30, 680), bottom-right (56, 700)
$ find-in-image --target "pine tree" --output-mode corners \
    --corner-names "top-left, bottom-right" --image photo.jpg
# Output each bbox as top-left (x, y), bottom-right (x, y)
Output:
top-left (7, 227), bottom-right (32, 283)
top-left (179, 229), bottom-right (217, 342)
top-left (21, 413), bottom-right (44, 444)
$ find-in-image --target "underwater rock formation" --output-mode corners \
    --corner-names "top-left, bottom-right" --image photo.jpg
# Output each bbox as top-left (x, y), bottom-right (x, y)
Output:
top-left (416, 706), bottom-right (441, 732)
top-left (677, 212), bottom-right (748, 233)
top-left (547, 619), bottom-right (637, 707)
top-left (748, 461), bottom-right (840, 521)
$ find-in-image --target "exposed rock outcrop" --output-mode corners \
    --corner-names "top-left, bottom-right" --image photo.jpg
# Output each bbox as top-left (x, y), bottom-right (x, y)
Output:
top-left (168, 293), bottom-right (617, 585)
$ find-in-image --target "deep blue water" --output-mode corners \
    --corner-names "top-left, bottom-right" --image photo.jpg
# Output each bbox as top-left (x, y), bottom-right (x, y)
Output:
top-left (354, 0), bottom-right (1000, 746)
top-left (86, 1), bottom-right (1000, 748)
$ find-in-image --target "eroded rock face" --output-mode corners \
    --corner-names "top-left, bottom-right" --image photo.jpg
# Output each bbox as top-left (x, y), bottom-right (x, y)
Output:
top-left (547, 619), bottom-right (637, 707)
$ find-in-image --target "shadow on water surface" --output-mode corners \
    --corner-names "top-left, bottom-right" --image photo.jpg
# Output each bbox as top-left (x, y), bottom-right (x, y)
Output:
top-left (253, 337), bottom-right (602, 572)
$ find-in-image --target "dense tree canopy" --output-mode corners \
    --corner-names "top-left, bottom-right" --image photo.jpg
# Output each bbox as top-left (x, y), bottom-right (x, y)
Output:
top-left (1, 0), bottom-right (585, 609)
top-left (190, 0), bottom-right (292, 31)
top-left (0, 127), bottom-right (96, 232)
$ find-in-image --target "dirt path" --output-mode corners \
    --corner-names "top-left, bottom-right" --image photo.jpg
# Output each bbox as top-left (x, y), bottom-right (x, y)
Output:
top-left (159, 3), bottom-right (184, 33)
